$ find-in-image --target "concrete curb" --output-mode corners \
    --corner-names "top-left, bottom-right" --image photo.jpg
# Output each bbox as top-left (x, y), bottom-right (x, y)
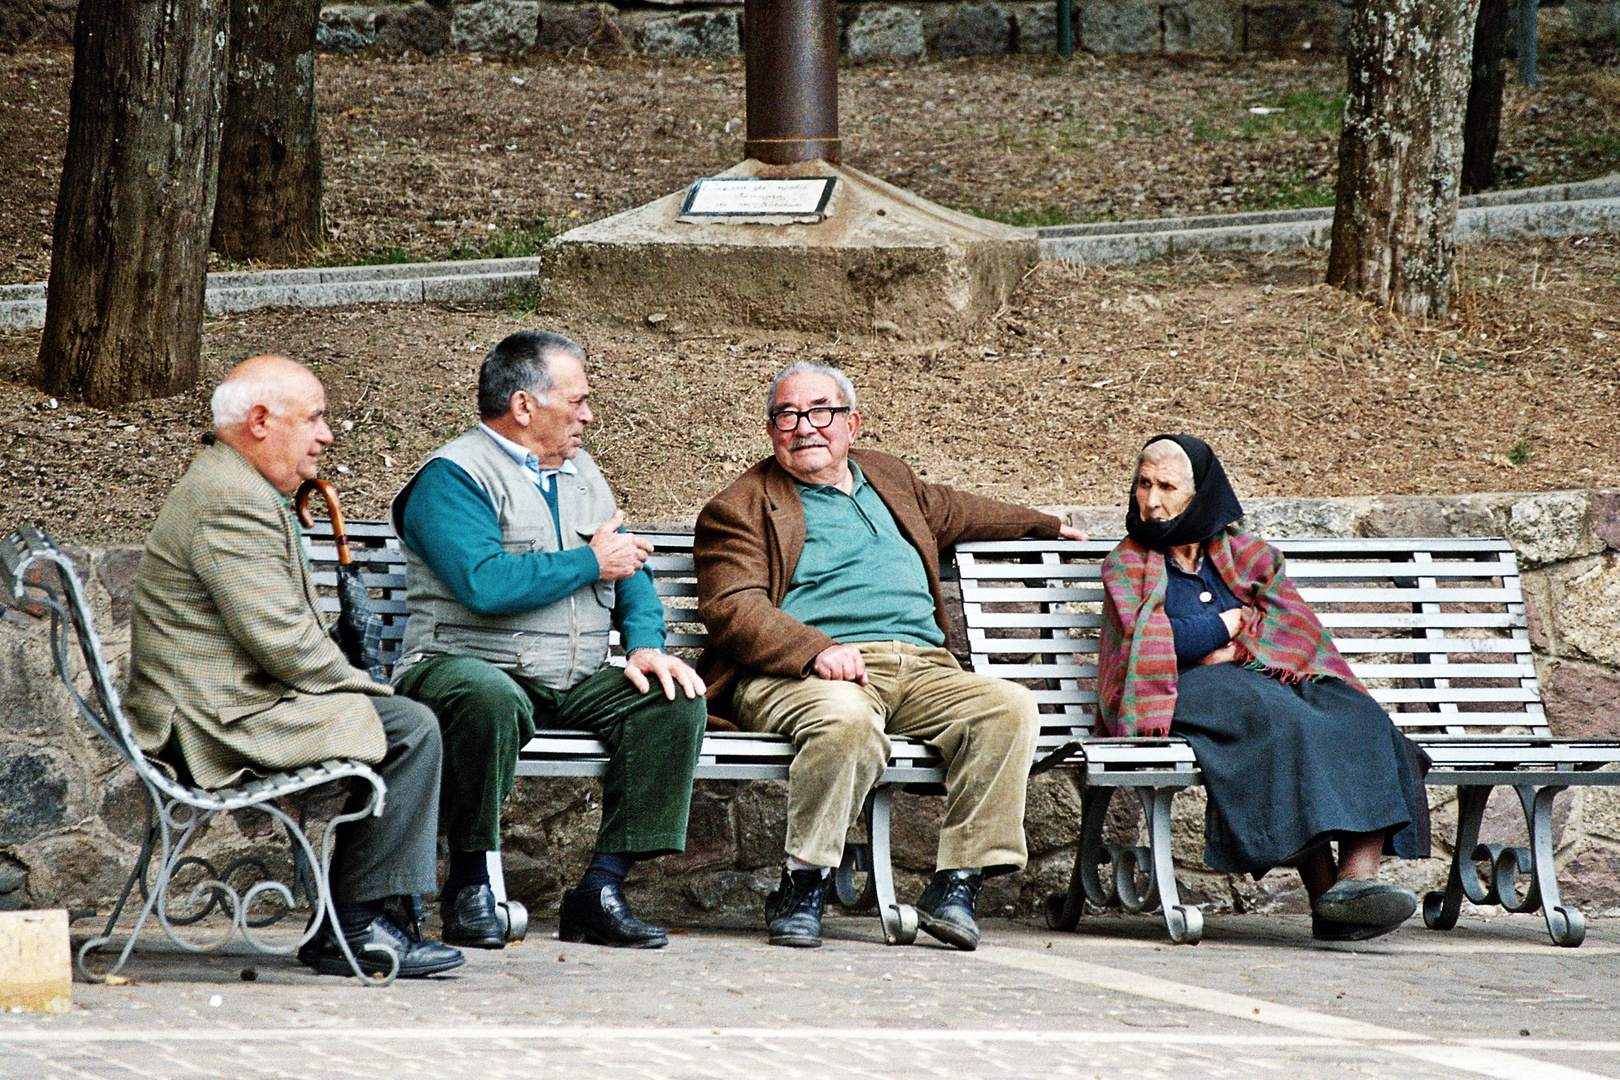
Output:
top-left (0, 257), bottom-right (541, 333)
top-left (1038, 174), bottom-right (1620, 266)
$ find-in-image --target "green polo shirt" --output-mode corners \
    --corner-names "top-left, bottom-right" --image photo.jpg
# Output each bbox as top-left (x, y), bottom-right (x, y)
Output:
top-left (781, 463), bottom-right (944, 648)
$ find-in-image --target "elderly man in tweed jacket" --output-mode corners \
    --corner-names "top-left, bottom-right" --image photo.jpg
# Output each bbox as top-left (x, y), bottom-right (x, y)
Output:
top-left (127, 355), bottom-right (463, 979)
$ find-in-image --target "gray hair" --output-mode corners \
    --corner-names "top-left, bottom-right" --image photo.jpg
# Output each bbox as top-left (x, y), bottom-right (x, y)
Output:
top-left (1136, 438), bottom-right (1195, 490)
top-left (478, 330), bottom-right (587, 420)
top-left (765, 360), bottom-right (858, 417)
top-left (211, 373), bottom-right (294, 430)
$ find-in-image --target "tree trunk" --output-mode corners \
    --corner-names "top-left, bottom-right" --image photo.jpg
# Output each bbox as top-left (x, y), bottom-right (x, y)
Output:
top-left (34, 0), bottom-right (227, 407)
top-left (1462, 0), bottom-right (1512, 193)
top-left (211, 0), bottom-right (324, 262)
top-left (1325, 0), bottom-right (1482, 321)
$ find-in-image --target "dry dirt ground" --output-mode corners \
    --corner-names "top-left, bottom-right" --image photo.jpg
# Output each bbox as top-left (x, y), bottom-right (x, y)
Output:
top-left (2, 237), bottom-right (1617, 546)
top-left (1, 34), bottom-right (1617, 545)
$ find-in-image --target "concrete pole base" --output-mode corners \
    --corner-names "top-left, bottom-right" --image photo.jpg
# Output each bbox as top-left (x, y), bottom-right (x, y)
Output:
top-left (537, 159), bottom-right (1038, 338)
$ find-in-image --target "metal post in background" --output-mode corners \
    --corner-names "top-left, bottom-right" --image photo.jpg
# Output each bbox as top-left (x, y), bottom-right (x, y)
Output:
top-left (1517, 0), bottom-right (1538, 88)
top-left (743, 0), bottom-right (841, 164)
top-left (1057, 0), bottom-right (1073, 57)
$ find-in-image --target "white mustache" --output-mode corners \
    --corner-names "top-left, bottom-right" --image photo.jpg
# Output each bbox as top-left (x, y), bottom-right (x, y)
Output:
top-left (789, 438), bottom-right (828, 451)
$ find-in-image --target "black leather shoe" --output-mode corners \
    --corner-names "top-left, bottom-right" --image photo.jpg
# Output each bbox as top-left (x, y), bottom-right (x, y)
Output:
top-left (298, 912), bottom-right (465, 978)
top-left (764, 866), bottom-right (827, 948)
top-left (916, 869), bottom-right (983, 951)
top-left (559, 884), bottom-right (668, 948)
top-left (441, 883), bottom-right (507, 949)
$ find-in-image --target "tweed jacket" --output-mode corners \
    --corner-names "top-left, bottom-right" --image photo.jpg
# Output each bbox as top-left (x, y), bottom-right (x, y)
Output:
top-left (694, 448), bottom-right (1064, 716)
top-left (127, 441), bottom-right (387, 790)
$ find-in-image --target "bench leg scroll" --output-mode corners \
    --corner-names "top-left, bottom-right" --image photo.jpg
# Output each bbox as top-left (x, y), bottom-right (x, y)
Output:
top-left (1144, 787), bottom-right (1202, 945)
top-left (1423, 784), bottom-right (1583, 946)
top-left (835, 786), bottom-right (918, 945)
top-left (1045, 780), bottom-right (1200, 945)
top-left (1521, 784), bottom-right (1584, 947)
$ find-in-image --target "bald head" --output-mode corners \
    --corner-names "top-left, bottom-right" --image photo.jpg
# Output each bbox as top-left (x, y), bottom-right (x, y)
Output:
top-left (211, 355), bottom-right (333, 495)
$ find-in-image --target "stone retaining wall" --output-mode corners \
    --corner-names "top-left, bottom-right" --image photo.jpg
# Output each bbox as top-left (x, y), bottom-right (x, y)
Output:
top-left (8, 0), bottom-right (1618, 58)
top-left (4, 490), bottom-right (1619, 927)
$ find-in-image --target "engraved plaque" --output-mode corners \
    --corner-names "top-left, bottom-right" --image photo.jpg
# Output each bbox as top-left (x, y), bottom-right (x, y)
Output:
top-left (679, 177), bottom-right (837, 224)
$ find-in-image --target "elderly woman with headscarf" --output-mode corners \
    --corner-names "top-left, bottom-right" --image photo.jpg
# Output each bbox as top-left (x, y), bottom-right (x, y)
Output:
top-left (1098, 434), bottom-right (1428, 942)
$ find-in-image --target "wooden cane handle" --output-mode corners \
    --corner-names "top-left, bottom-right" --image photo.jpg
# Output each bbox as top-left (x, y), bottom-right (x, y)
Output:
top-left (294, 478), bottom-right (354, 566)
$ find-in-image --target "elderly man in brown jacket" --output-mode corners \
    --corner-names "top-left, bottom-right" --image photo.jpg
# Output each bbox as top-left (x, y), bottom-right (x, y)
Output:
top-left (127, 355), bottom-right (462, 979)
top-left (695, 360), bottom-right (1083, 951)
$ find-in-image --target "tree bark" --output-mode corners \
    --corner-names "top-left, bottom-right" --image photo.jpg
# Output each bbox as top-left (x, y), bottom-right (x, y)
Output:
top-left (1326, 0), bottom-right (1482, 321)
top-left (34, 0), bottom-right (227, 407)
top-left (211, 0), bottom-right (324, 262)
top-left (1462, 0), bottom-right (1512, 193)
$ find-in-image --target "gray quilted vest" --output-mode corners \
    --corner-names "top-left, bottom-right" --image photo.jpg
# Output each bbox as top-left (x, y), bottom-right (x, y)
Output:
top-left (391, 428), bottom-right (618, 690)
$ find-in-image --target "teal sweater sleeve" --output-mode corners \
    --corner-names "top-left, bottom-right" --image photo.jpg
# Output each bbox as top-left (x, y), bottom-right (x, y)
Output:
top-left (400, 459), bottom-right (667, 650)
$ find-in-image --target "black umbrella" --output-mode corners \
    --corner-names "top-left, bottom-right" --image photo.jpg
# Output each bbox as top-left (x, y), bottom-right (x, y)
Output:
top-left (296, 478), bottom-right (387, 683)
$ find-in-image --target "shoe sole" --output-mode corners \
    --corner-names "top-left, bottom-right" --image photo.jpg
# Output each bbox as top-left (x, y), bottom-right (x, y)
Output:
top-left (1313, 919), bottom-right (1401, 943)
top-left (307, 952), bottom-right (467, 978)
top-left (767, 933), bottom-right (822, 948)
top-left (558, 925), bottom-right (668, 949)
top-left (1314, 885), bottom-right (1417, 928)
top-left (442, 932), bottom-right (507, 950)
top-left (916, 912), bottom-right (980, 952)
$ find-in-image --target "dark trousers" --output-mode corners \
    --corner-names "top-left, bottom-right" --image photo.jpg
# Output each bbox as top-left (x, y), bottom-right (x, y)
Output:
top-left (396, 654), bottom-right (706, 856)
top-left (329, 694), bottom-right (443, 904)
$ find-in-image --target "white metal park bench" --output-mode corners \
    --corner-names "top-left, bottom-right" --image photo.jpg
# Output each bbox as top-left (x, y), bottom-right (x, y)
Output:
top-left (955, 535), bottom-right (1620, 948)
top-left (304, 521), bottom-right (1090, 946)
top-left (1, 527), bottom-right (398, 985)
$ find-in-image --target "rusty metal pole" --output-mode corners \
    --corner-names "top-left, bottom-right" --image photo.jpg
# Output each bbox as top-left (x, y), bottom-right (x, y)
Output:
top-left (743, 0), bottom-right (840, 164)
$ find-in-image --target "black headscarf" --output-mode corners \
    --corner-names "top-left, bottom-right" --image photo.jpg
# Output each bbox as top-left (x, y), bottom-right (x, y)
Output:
top-left (1123, 433), bottom-right (1244, 549)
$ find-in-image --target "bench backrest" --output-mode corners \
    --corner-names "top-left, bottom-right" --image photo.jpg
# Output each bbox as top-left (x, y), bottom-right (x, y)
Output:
top-left (304, 526), bottom-right (1541, 744)
top-left (300, 525), bottom-right (1091, 757)
top-left (954, 536), bottom-right (1544, 741)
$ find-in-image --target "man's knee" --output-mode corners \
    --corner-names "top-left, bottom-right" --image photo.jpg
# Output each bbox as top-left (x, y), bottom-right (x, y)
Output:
top-left (976, 679), bottom-right (1041, 738)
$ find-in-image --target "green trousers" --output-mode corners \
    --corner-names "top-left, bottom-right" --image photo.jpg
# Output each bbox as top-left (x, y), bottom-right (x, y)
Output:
top-left (396, 653), bottom-right (706, 855)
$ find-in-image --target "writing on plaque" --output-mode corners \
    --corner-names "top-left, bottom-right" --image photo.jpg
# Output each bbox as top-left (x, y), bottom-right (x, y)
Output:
top-left (680, 177), bottom-right (837, 224)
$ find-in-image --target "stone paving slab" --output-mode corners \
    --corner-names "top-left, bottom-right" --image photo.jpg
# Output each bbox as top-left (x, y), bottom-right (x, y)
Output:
top-left (1, 914), bottom-right (1616, 1080)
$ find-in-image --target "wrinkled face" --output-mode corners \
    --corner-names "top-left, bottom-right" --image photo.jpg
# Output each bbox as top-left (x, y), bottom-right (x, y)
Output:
top-left (1135, 458), bottom-right (1194, 521)
top-left (259, 373), bottom-right (333, 495)
top-left (524, 353), bottom-right (593, 469)
top-left (768, 372), bottom-right (860, 485)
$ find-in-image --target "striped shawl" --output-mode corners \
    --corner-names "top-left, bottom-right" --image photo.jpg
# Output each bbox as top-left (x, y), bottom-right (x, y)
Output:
top-left (1097, 528), bottom-right (1365, 737)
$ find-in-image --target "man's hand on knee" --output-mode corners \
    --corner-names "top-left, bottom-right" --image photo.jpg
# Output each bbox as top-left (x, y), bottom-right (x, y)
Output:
top-left (625, 648), bottom-right (706, 700)
top-left (813, 644), bottom-right (868, 685)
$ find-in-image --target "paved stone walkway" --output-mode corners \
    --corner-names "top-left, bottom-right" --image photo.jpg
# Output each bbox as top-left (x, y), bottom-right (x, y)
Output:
top-left (3, 914), bottom-right (1617, 1080)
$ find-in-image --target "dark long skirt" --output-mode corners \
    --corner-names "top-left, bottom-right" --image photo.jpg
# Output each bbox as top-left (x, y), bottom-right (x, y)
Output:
top-left (1170, 663), bottom-right (1427, 876)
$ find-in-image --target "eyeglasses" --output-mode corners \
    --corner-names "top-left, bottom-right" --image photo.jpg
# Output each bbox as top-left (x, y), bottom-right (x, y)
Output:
top-left (769, 406), bottom-right (851, 432)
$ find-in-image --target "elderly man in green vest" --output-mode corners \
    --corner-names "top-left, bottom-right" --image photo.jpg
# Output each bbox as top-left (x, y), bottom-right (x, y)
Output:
top-left (128, 355), bottom-right (463, 979)
top-left (391, 330), bottom-right (707, 950)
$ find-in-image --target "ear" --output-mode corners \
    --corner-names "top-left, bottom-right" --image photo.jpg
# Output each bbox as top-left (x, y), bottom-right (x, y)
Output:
top-left (508, 390), bottom-right (531, 428)
top-left (245, 402), bottom-right (273, 439)
top-left (846, 410), bottom-right (861, 441)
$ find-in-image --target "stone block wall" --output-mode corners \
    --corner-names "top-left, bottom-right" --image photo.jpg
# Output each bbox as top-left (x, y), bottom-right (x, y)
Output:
top-left (306, 0), bottom-right (1337, 60)
top-left (3, 490), bottom-right (1619, 928)
top-left (7, 0), bottom-right (1615, 55)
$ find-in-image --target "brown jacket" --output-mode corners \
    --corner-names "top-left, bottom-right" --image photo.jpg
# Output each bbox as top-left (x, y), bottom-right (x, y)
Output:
top-left (694, 448), bottom-right (1063, 716)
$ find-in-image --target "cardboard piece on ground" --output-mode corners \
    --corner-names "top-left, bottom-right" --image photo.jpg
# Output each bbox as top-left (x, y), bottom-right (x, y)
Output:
top-left (0, 909), bottom-right (72, 1014)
